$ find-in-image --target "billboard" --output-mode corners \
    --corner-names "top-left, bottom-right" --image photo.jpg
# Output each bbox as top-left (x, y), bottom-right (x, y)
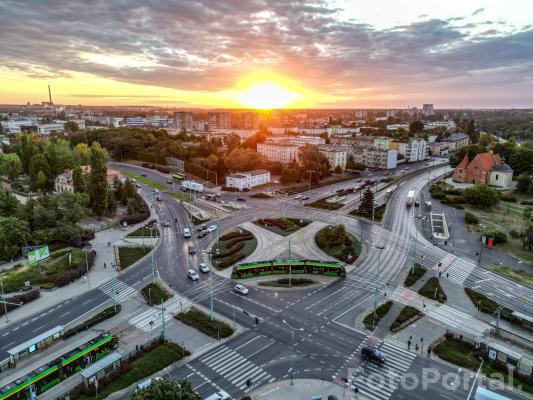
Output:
top-left (27, 246), bottom-right (50, 266)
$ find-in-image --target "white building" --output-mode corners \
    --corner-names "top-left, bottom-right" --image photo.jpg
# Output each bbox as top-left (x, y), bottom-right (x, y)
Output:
top-left (225, 170), bottom-right (270, 190)
top-left (257, 142), bottom-right (299, 164)
top-left (174, 112), bottom-right (193, 132)
top-left (125, 117), bottom-right (145, 127)
top-left (423, 104), bottom-right (434, 116)
top-left (351, 147), bottom-right (397, 170)
top-left (37, 123), bottom-right (64, 135)
top-left (1, 119), bottom-right (34, 134)
top-left (318, 145), bottom-right (349, 170)
top-left (391, 139), bottom-right (427, 162)
top-left (269, 136), bottom-right (326, 147)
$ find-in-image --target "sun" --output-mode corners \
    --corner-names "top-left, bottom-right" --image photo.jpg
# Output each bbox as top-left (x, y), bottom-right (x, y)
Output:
top-left (238, 81), bottom-right (300, 109)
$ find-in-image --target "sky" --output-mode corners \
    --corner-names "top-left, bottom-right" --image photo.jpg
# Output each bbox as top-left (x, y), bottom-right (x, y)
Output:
top-left (0, 0), bottom-right (532, 109)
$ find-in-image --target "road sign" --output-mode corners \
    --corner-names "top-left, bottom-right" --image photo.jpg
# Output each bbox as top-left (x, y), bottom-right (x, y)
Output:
top-left (27, 246), bottom-right (49, 266)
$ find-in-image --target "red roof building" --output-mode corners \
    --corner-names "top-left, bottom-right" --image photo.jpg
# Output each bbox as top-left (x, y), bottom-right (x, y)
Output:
top-left (452, 151), bottom-right (512, 187)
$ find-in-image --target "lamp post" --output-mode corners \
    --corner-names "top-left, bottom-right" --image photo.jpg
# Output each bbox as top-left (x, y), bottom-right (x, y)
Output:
top-left (466, 357), bottom-right (484, 400)
top-left (203, 248), bottom-right (219, 321)
top-left (372, 243), bottom-right (386, 330)
top-left (82, 246), bottom-right (91, 289)
top-left (306, 170), bottom-right (316, 199)
top-left (288, 240), bottom-right (292, 288)
top-left (412, 212), bottom-right (418, 274)
top-left (283, 319), bottom-right (304, 386)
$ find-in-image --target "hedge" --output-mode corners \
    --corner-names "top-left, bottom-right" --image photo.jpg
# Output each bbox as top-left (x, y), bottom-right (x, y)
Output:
top-left (224, 235), bottom-right (253, 249)
top-left (213, 242), bottom-right (245, 258)
top-left (65, 305), bottom-right (121, 338)
top-left (54, 251), bottom-right (96, 287)
top-left (464, 212), bottom-right (479, 225)
top-left (0, 289), bottom-right (40, 317)
top-left (216, 253), bottom-right (246, 269)
top-left (120, 212), bottom-right (150, 225)
top-left (219, 231), bottom-right (250, 241)
top-left (175, 307), bottom-right (234, 338)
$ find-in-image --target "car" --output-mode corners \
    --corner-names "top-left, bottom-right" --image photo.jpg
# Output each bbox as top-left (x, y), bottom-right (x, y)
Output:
top-left (237, 197), bottom-right (246, 202)
top-left (197, 230), bottom-right (207, 239)
top-left (167, 180), bottom-right (173, 184)
top-left (163, 221), bottom-right (170, 227)
top-left (414, 201), bottom-right (420, 207)
top-left (187, 269), bottom-right (199, 281)
top-left (156, 195), bottom-right (162, 201)
top-left (214, 193), bottom-right (222, 197)
top-left (183, 227), bottom-right (191, 238)
top-left (204, 390), bottom-right (231, 400)
top-left (207, 225), bottom-right (217, 233)
top-left (136, 377), bottom-right (163, 392)
top-left (135, 183), bottom-right (141, 188)
top-left (234, 284), bottom-right (248, 295)
top-left (336, 188), bottom-right (344, 193)
top-left (199, 263), bottom-right (209, 273)
top-left (301, 195), bottom-right (310, 200)
top-left (189, 246), bottom-right (196, 255)
top-left (293, 194), bottom-right (302, 199)
top-left (361, 346), bottom-right (385, 365)
top-left (141, 173), bottom-right (147, 177)
top-left (197, 224), bottom-right (208, 232)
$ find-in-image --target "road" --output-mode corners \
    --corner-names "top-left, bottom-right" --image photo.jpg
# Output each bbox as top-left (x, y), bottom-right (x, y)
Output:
top-left (0, 161), bottom-right (529, 400)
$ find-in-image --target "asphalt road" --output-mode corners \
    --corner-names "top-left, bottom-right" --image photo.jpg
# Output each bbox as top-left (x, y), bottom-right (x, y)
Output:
top-left (0, 161), bottom-right (529, 400)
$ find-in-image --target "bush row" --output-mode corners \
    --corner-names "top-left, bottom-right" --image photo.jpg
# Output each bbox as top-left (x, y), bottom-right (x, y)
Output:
top-left (120, 211), bottom-right (150, 226)
top-left (0, 289), bottom-right (40, 316)
top-left (65, 305), bottom-right (121, 338)
top-left (213, 242), bottom-right (245, 258)
top-left (54, 251), bottom-right (96, 287)
top-left (224, 235), bottom-right (253, 249)
top-left (219, 230), bottom-right (251, 241)
top-left (217, 253), bottom-right (246, 269)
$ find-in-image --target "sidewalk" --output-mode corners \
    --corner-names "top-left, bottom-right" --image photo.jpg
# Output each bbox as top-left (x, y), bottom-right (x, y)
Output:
top-left (248, 379), bottom-right (368, 400)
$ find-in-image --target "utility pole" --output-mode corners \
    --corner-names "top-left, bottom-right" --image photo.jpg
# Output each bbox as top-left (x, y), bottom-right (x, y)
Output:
top-left (112, 274), bottom-right (117, 312)
top-left (150, 228), bottom-right (156, 285)
top-left (412, 217), bottom-right (418, 274)
top-left (288, 240), bottom-right (292, 288)
top-left (373, 243), bottom-right (385, 330)
top-left (83, 248), bottom-right (91, 289)
top-left (161, 299), bottom-right (166, 340)
top-left (1, 278), bottom-right (8, 323)
top-left (210, 252), bottom-right (214, 321)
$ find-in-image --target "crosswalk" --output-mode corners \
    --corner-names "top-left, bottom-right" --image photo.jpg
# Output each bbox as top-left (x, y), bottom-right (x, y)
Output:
top-left (443, 257), bottom-right (475, 285)
top-left (350, 339), bottom-right (416, 400)
top-left (428, 304), bottom-right (489, 337)
top-left (97, 279), bottom-right (136, 302)
top-left (199, 345), bottom-right (275, 391)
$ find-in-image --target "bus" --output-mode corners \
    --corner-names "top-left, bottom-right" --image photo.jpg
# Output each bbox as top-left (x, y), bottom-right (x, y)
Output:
top-left (231, 260), bottom-right (346, 279)
top-left (172, 173), bottom-right (185, 181)
top-left (475, 387), bottom-right (510, 399)
top-left (0, 333), bottom-right (118, 400)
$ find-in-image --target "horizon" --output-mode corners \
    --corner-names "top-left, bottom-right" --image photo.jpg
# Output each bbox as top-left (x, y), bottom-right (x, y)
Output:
top-left (1, 0), bottom-right (533, 108)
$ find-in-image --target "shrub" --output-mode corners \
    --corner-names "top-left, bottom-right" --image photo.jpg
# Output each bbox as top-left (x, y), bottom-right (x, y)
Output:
top-left (501, 196), bottom-right (517, 203)
top-left (465, 212), bottom-right (479, 225)
top-left (219, 231), bottom-right (249, 241)
top-left (216, 253), bottom-right (246, 269)
top-left (488, 230), bottom-right (507, 244)
top-left (451, 204), bottom-right (464, 210)
top-left (509, 229), bottom-right (521, 239)
top-left (213, 242), bottom-right (245, 258)
top-left (224, 235), bottom-right (253, 249)
top-left (522, 200), bottom-right (533, 206)
top-left (120, 212), bottom-right (149, 225)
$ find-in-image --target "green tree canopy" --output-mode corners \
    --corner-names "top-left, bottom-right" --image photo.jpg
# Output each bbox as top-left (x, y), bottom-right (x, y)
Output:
top-left (224, 148), bottom-right (262, 173)
top-left (516, 174), bottom-right (533, 195)
top-left (64, 121), bottom-right (79, 132)
top-left (449, 144), bottom-right (487, 167)
top-left (462, 185), bottom-right (500, 208)
top-left (129, 378), bottom-right (200, 400)
top-left (358, 188), bottom-right (375, 218)
top-left (89, 142), bottom-right (109, 216)
top-left (0, 153), bottom-right (22, 181)
top-left (298, 144), bottom-right (330, 182)
top-left (409, 120), bottom-right (424, 134)
top-left (0, 216), bottom-right (31, 261)
top-left (0, 189), bottom-right (20, 217)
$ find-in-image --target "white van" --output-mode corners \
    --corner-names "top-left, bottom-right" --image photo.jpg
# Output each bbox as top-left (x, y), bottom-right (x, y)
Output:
top-left (183, 227), bottom-right (191, 238)
top-left (204, 390), bottom-right (231, 400)
top-left (135, 377), bottom-right (162, 391)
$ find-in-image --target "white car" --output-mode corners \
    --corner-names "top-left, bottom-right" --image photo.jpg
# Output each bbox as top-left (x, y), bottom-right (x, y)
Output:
top-left (163, 221), bottom-right (170, 227)
top-left (187, 269), bottom-right (199, 281)
top-left (293, 194), bottom-right (302, 199)
top-left (207, 225), bottom-right (218, 233)
top-left (234, 284), bottom-right (248, 295)
top-left (199, 263), bottom-right (209, 273)
top-left (204, 390), bottom-right (231, 400)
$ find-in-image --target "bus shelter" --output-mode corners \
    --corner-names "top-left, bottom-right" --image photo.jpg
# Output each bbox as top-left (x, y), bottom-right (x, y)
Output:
top-left (7, 325), bottom-right (64, 366)
top-left (81, 352), bottom-right (122, 389)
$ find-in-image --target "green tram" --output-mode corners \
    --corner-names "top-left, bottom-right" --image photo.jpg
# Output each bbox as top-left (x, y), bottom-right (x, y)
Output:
top-left (231, 260), bottom-right (346, 279)
top-left (0, 333), bottom-right (118, 400)
top-left (172, 173), bottom-right (185, 181)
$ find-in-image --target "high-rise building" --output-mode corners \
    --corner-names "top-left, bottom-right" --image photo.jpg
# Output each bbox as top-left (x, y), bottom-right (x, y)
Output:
top-left (174, 111), bottom-right (193, 132)
top-left (243, 112), bottom-right (259, 130)
top-left (208, 112), bottom-right (231, 130)
top-left (422, 104), bottom-right (434, 116)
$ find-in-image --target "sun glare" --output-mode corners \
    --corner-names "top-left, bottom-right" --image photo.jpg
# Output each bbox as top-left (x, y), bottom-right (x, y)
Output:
top-left (238, 81), bottom-right (300, 109)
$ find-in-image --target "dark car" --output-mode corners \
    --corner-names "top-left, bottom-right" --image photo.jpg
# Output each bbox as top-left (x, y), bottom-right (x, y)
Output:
top-left (197, 230), bottom-right (207, 239)
top-left (166, 180), bottom-right (173, 184)
top-left (414, 201), bottom-right (420, 207)
top-left (237, 197), bottom-right (246, 202)
top-left (301, 195), bottom-right (310, 200)
top-left (197, 224), bottom-right (208, 232)
top-left (361, 346), bottom-right (385, 365)
top-left (188, 246), bottom-right (196, 255)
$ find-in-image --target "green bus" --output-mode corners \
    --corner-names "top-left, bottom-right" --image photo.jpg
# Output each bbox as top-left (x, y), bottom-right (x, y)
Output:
top-left (172, 173), bottom-right (185, 181)
top-left (0, 333), bottom-right (118, 400)
top-left (231, 260), bottom-right (346, 279)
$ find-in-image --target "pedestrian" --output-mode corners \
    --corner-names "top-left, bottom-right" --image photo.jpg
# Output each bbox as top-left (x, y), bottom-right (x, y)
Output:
top-left (415, 344), bottom-right (419, 352)
top-left (427, 346), bottom-right (432, 358)
top-left (446, 272), bottom-right (449, 278)
top-left (407, 340), bottom-right (411, 350)
top-left (108, 241), bottom-right (111, 247)
top-left (438, 271), bottom-right (442, 278)
top-left (104, 262), bottom-right (107, 269)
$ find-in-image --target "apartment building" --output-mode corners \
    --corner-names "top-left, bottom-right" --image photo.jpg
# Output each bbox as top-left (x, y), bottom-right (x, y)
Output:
top-left (351, 147), bottom-right (397, 170)
top-left (257, 142), bottom-right (299, 164)
top-left (443, 133), bottom-right (470, 151)
top-left (208, 112), bottom-right (231, 130)
top-left (318, 145), bottom-right (349, 170)
top-left (174, 111), bottom-right (193, 132)
top-left (225, 170), bottom-right (270, 190)
top-left (242, 112), bottom-right (259, 130)
top-left (391, 138), bottom-right (427, 162)
top-left (37, 123), bottom-right (65, 135)
top-left (268, 136), bottom-right (326, 147)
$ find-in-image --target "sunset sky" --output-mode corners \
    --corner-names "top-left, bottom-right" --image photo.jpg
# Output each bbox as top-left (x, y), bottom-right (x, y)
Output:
top-left (1, 0), bottom-right (532, 108)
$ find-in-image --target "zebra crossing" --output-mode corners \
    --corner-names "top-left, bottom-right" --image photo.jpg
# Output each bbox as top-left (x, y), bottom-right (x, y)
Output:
top-left (442, 257), bottom-right (475, 285)
top-left (97, 279), bottom-right (136, 302)
top-left (350, 340), bottom-right (416, 400)
top-left (199, 345), bottom-right (275, 391)
top-left (428, 304), bottom-right (489, 337)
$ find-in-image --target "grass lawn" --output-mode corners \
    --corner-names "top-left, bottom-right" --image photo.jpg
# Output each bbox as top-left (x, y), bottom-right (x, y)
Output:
top-left (126, 220), bottom-right (158, 237)
top-left (433, 337), bottom-right (533, 395)
top-left (350, 204), bottom-right (386, 222)
top-left (258, 278), bottom-right (315, 287)
top-left (315, 226), bottom-right (361, 264)
top-left (363, 301), bottom-right (393, 331)
top-left (170, 191), bottom-right (192, 202)
top-left (464, 288), bottom-right (514, 320)
top-left (78, 342), bottom-right (188, 400)
top-left (283, 174), bottom-right (360, 195)
top-left (485, 264), bottom-right (533, 286)
top-left (141, 282), bottom-right (172, 306)
top-left (390, 305), bottom-right (422, 332)
top-left (253, 218), bottom-right (310, 237)
top-left (175, 307), bottom-right (234, 339)
top-left (118, 247), bottom-right (151, 269)
top-left (404, 264), bottom-right (427, 287)
top-left (122, 170), bottom-right (168, 191)
top-left (305, 198), bottom-right (344, 210)
top-left (418, 277), bottom-right (447, 303)
top-left (211, 229), bottom-right (257, 270)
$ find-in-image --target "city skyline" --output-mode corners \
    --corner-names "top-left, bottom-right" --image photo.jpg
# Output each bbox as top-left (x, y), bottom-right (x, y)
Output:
top-left (1, 0), bottom-right (533, 108)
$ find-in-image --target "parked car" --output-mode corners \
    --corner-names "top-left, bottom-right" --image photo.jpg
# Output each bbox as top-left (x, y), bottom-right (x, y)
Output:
top-left (293, 194), bottom-right (302, 199)
top-left (187, 269), bottom-right (199, 281)
top-left (167, 180), bottom-right (173, 184)
top-left (135, 183), bottom-right (141, 188)
top-left (204, 390), bottom-right (231, 400)
top-left (234, 284), bottom-right (249, 295)
top-left (141, 173), bottom-right (147, 177)
top-left (237, 197), bottom-right (246, 202)
top-left (188, 246), bottom-right (196, 255)
top-left (207, 225), bottom-right (217, 233)
top-left (414, 201), bottom-right (420, 207)
top-left (163, 221), bottom-right (170, 227)
top-left (199, 263), bottom-right (209, 273)
top-left (301, 195), bottom-right (309, 200)
top-left (361, 346), bottom-right (385, 365)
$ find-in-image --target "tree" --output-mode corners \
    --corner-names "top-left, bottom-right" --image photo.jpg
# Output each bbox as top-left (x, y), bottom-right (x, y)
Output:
top-left (449, 144), bottom-right (487, 167)
top-left (358, 189), bottom-right (375, 218)
top-left (72, 166), bottom-right (86, 193)
top-left (298, 144), bottom-right (330, 181)
top-left (88, 142), bottom-right (109, 216)
top-left (0, 217), bottom-right (31, 261)
top-left (121, 179), bottom-right (136, 203)
top-left (64, 121), bottom-right (79, 132)
top-left (521, 224), bottom-right (533, 252)
top-left (466, 119), bottom-right (478, 143)
top-left (35, 171), bottom-right (49, 191)
top-left (0, 189), bottom-right (20, 217)
top-left (112, 176), bottom-right (123, 198)
top-left (241, 132), bottom-right (267, 149)
top-left (29, 153), bottom-right (52, 189)
top-left (224, 133), bottom-right (241, 150)
top-left (509, 147), bottom-right (533, 175)
top-left (224, 148), bottom-right (262, 173)
top-left (55, 191), bottom-right (89, 223)
top-left (462, 185), bottom-right (500, 208)
top-left (409, 120), bottom-right (424, 135)
top-left (280, 166), bottom-right (301, 184)
top-left (524, 208), bottom-right (532, 224)
top-left (73, 143), bottom-right (91, 165)
top-left (129, 378), bottom-right (200, 400)
top-left (516, 174), bottom-right (533, 195)
top-left (0, 153), bottom-right (22, 181)
top-left (334, 165), bottom-right (343, 174)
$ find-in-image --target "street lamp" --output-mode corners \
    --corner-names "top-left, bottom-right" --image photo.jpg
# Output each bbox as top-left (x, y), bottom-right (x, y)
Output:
top-left (283, 319), bottom-right (304, 386)
top-left (82, 246), bottom-right (92, 289)
top-left (372, 243), bottom-right (386, 330)
top-left (203, 248), bottom-right (220, 321)
top-left (306, 170), bottom-right (316, 199)
top-left (411, 210), bottom-right (418, 274)
top-left (466, 357), bottom-right (484, 400)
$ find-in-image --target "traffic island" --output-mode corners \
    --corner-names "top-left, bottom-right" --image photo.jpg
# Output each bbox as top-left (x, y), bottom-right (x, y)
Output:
top-left (362, 301), bottom-right (393, 331)
top-left (65, 305), bottom-right (121, 338)
top-left (305, 197), bottom-right (344, 210)
top-left (417, 277), bottom-right (447, 303)
top-left (464, 288), bottom-right (514, 320)
top-left (315, 224), bottom-right (361, 264)
top-left (118, 246), bottom-right (152, 270)
top-left (140, 282), bottom-right (172, 307)
top-left (390, 305), bottom-right (424, 333)
top-left (404, 264), bottom-right (427, 287)
top-left (253, 218), bottom-right (310, 236)
top-left (258, 278), bottom-right (315, 287)
top-left (175, 307), bottom-right (234, 339)
top-left (210, 228), bottom-right (257, 270)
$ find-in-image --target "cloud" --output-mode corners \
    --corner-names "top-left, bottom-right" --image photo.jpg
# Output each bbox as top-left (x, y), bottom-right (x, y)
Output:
top-left (0, 0), bottom-right (531, 106)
